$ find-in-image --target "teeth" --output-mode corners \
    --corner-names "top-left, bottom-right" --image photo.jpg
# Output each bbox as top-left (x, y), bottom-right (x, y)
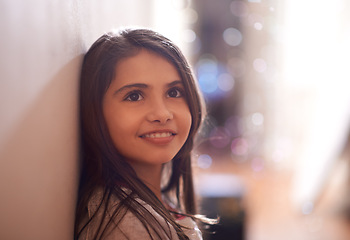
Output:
top-left (143, 132), bottom-right (173, 138)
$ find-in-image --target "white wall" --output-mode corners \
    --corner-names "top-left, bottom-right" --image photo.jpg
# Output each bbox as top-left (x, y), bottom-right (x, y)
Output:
top-left (0, 1), bottom-right (158, 239)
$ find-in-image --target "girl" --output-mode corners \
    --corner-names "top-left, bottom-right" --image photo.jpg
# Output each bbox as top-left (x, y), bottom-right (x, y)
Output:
top-left (75, 28), bottom-right (210, 240)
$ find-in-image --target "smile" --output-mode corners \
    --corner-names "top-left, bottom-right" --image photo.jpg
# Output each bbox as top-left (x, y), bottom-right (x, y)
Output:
top-left (139, 131), bottom-right (176, 145)
top-left (141, 132), bottom-right (175, 138)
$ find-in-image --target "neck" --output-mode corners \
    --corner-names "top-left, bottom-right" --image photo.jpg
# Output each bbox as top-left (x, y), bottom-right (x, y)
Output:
top-left (129, 162), bottom-right (163, 201)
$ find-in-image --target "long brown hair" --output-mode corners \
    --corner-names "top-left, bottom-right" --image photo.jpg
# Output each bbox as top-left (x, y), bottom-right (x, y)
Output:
top-left (75, 28), bottom-right (205, 239)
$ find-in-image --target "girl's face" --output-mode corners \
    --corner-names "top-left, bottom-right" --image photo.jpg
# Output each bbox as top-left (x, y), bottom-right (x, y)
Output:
top-left (103, 49), bottom-right (192, 171)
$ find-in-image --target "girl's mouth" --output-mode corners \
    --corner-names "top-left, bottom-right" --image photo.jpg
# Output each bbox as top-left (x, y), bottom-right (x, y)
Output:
top-left (139, 131), bottom-right (176, 145)
top-left (141, 132), bottom-right (175, 138)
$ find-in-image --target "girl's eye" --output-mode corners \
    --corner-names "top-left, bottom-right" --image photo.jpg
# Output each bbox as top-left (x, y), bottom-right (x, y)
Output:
top-left (125, 91), bottom-right (143, 101)
top-left (167, 88), bottom-right (183, 98)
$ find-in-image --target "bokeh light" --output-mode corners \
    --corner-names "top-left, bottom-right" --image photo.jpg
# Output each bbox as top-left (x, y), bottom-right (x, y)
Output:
top-left (196, 56), bottom-right (218, 94)
top-left (217, 73), bottom-right (235, 92)
top-left (231, 137), bottom-right (249, 156)
top-left (184, 7), bottom-right (198, 24)
top-left (254, 22), bottom-right (263, 31)
top-left (247, 13), bottom-right (264, 28)
top-left (251, 112), bottom-right (264, 126)
top-left (197, 154), bottom-right (213, 169)
top-left (196, 54), bottom-right (235, 99)
top-left (209, 127), bottom-right (231, 149)
top-left (223, 28), bottom-right (243, 47)
top-left (198, 73), bottom-right (217, 93)
top-left (253, 58), bottom-right (267, 73)
top-left (182, 29), bottom-right (196, 43)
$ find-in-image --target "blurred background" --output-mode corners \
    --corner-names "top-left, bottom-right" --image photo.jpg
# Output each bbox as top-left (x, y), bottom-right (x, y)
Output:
top-left (1, 0), bottom-right (350, 239)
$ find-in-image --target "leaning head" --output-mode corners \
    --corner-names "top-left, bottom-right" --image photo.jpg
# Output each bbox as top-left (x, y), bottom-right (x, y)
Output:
top-left (80, 28), bottom-right (204, 182)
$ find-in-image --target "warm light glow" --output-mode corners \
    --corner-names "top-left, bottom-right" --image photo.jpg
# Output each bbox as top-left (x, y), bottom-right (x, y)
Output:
top-left (281, 0), bottom-right (350, 208)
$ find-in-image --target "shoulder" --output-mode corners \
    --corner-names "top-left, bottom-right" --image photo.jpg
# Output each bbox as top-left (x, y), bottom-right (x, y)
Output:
top-left (166, 200), bottom-right (203, 240)
top-left (82, 188), bottom-right (179, 240)
top-left (176, 217), bottom-right (203, 240)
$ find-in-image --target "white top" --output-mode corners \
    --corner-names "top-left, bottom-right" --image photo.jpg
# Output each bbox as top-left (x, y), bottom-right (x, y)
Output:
top-left (78, 189), bottom-right (202, 240)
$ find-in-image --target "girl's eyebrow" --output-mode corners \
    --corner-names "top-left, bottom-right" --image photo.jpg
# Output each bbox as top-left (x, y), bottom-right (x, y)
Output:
top-left (114, 83), bottom-right (148, 95)
top-left (167, 80), bottom-right (183, 88)
top-left (114, 80), bottom-right (183, 95)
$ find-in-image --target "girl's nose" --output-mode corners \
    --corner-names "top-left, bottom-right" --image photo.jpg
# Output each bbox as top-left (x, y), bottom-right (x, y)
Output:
top-left (146, 99), bottom-right (173, 124)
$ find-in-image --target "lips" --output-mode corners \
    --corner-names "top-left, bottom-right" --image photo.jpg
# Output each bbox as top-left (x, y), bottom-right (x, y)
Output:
top-left (139, 130), bottom-right (176, 145)
top-left (142, 132), bottom-right (174, 138)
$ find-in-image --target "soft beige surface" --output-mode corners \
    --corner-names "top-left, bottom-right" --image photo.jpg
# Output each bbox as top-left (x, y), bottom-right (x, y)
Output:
top-left (0, 1), bottom-right (155, 239)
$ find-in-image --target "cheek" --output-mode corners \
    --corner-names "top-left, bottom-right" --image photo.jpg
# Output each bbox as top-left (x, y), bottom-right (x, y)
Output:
top-left (105, 116), bottom-right (139, 156)
top-left (107, 112), bottom-right (136, 138)
top-left (179, 106), bottom-right (192, 135)
top-left (103, 107), bottom-right (130, 141)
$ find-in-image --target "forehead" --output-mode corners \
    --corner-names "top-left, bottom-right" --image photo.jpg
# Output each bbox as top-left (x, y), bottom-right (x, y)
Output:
top-left (112, 49), bottom-right (181, 86)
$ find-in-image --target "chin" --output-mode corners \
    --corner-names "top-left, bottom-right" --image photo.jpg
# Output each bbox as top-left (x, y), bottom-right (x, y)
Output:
top-left (128, 154), bottom-right (174, 166)
top-left (152, 157), bottom-right (174, 164)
